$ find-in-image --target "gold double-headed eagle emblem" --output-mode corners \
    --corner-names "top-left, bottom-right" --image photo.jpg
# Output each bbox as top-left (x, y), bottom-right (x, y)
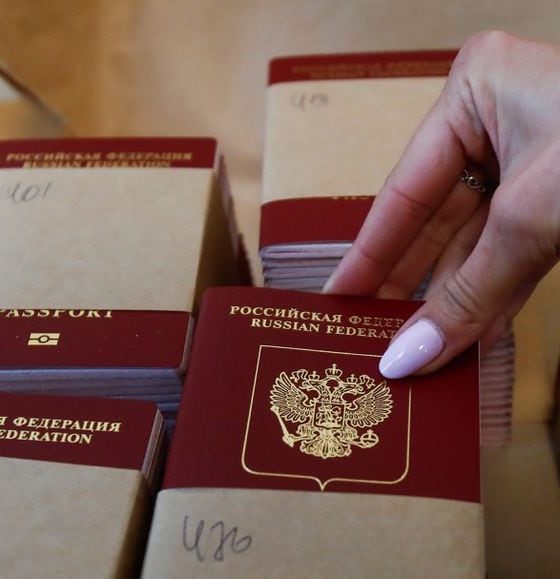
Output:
top-left (270, 363), bottom-right (392, 459)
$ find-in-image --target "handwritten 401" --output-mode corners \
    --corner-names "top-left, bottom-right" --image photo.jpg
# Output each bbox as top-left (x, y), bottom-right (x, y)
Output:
top-left (182, 515), bottom-right (252, 563)
top-left (5, 181), bottom-right (51, 203)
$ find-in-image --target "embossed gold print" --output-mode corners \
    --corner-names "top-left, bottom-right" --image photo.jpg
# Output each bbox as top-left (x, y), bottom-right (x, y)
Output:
top-left (27, 332), bottom-right (60, 346)
top-left (270, 364), bottom-right (392, 459)
top-left (242, 345), bottom-right (411, 491)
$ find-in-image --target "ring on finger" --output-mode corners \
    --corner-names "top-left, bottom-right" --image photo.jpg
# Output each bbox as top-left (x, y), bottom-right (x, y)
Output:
top-left (460, 169), bottom-right (496, 194)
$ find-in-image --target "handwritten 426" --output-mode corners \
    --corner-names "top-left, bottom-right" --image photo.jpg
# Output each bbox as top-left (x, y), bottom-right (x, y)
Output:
top-left (182, 515), bottom-right (252, 563)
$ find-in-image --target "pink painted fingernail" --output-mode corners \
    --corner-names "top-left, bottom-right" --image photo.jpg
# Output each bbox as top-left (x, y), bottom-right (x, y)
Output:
top-left (379, 319), bottom-right (444, 379)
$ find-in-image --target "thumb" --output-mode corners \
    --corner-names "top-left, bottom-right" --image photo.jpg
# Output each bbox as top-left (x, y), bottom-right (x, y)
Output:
top-left (378, 178), bottom-right (558, 379)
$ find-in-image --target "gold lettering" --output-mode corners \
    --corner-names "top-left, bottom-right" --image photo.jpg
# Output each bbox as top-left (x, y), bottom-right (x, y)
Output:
top-left (0, 309), bottom-right (113, 319)
top-left (251, 318), bottom-right (320, 333)
top-left (69, 310), bottom-right (85, 318)
top-left (0, 411), bottom-right (124, 446)
top-left (325, 325), bottom-right (397, 339)
top-left (6, 149), bottom-right (194, 167)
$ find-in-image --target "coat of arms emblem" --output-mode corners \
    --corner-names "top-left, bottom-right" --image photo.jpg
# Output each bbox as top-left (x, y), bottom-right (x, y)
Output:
top-left (270, 363), bottom-right (392, 459)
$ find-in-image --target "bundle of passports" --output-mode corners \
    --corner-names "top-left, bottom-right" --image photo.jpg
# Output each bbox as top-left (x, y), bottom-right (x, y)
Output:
top-left (0, 391), bottom-right (165, 578)
top-left (0, 137), bottom-right (247, 424)
top-left (260, 51), bottom-right (514, 445)
top-left (142, 287), bottom-right (484, 578)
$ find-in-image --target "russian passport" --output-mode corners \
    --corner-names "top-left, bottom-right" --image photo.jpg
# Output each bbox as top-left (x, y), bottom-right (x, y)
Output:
top-left (142, 287), bottom-right (484, 578)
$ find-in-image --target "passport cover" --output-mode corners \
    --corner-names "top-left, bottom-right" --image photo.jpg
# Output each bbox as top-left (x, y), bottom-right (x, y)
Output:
top-left (0, 309), bottom-right (190, 372)
top-left (142, 287), bottom-right (484, 578)
top-left (0, 391), bottom-right (164, 578)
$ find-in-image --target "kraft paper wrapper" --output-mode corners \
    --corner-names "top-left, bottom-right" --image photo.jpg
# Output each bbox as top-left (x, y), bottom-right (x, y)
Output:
top-left (0, 167), bottom-right (235, 311)
top-left (513, 267), bottom-right (560, 422)
top-left (0, 457), bottom-right (151, 579)
top-left (263, 76), bottom-right (445, 203)
top-left (142, 488), bottom-right (484, 579)
top-left (482, 422), bottom-right (560, 576)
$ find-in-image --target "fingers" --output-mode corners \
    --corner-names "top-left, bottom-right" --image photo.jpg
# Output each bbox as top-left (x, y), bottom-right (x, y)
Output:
top-left (323, 33), bottom-right (526, 300)
top-left (424, 197), bottom-right (491, 299)
top-left (375, 175), bottom-right (485, 300)
top-left (378, 163), bottom-right (560, 379)
top-left (322, 34), bottom-right (506, 298)
top-left (322, 32), bottom-right (560, 380)
top-left (423, 197), bottom-right (514, 355)
top-left (323, 101), bottom-right (468, 296)
top-left (429, 204), bottom-right (554, 356)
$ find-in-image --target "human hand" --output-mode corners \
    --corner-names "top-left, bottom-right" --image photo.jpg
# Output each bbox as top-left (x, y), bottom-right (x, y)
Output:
top-left (323, 31), bottom-right (560, 379)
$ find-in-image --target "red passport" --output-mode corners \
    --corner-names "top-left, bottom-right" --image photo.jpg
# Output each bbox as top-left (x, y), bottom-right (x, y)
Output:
top-left (142, 288), bottom-right (484, 578)
top-left (165, 287), bottom-right (479, 499)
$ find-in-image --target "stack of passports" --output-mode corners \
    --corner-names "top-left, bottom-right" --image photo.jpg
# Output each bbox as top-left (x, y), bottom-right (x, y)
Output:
top-left (260, 51), bottom-right (514, 445)
top-left (0, 391), bottom-right (165, 578)
top-left (142, 287), bottom-right (484, 578)
top-left (0, 137), bottom-right (246, 423)
top-left (0, 309), bottom-right (192, 422)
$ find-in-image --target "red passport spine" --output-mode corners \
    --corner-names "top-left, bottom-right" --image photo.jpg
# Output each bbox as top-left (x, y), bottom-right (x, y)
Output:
top-left (269, 50), bottom-right (457, 85)
top-left (260, 196), bottom-right (373, 248)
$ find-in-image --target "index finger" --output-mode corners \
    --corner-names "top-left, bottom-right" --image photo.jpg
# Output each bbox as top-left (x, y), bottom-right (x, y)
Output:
top-left (323, 97), bottom-right (468, 296)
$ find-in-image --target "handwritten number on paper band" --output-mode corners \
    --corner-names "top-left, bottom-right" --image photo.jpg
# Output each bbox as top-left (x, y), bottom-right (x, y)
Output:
top-left (183, 515), bottom-right (252, 563)
top-left (290, 93), bottom-right (329, 111)
top-left (5, 181), bottom-right (52, 203)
